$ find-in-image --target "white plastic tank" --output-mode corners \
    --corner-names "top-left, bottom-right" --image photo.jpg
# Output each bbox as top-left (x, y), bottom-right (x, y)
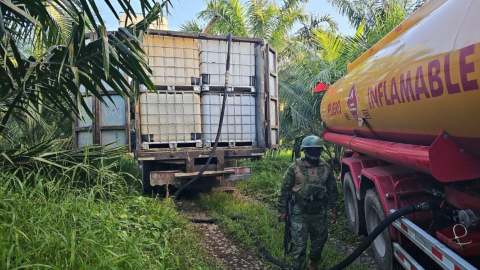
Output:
top-left (77, 95), bottom-right (94, 148)
top-left (143, 34), bottom-right (200, 87)
top-left (119, 14), bottom-right (168, 30)
top-left (139, 91), bottom-right (202, 148)
top-left (201, 93), bottom-right (256, 146)
top-left (199, 40), bottom-right (255, 89)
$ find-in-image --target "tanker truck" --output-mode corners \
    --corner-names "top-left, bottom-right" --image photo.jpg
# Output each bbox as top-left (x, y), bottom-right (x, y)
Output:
top-left (320, 0), bottom-right (480, 269)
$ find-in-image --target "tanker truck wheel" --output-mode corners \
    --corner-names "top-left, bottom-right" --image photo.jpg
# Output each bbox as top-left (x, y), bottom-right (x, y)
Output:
top-left (343, 172), bottom-right (366, 235)
top-left (365, 188), bottom-right (393, 270)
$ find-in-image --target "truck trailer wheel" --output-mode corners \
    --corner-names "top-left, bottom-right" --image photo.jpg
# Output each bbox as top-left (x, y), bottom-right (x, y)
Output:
top-left (365, 188), bottom-right (393, 270)
top-left (343, 172), bottom-right (366, 235)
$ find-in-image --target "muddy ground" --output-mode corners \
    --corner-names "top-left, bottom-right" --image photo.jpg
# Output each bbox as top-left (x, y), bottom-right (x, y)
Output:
top-left (177, 200), bottom-right (269, 270)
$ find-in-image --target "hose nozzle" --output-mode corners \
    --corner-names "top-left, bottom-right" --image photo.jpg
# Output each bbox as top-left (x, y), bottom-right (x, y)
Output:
top-left (414, 202), bottom-right (437, 211)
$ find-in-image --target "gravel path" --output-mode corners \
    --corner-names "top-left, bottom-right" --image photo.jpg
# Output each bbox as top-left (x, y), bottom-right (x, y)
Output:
top-left (176, 200), bottom-right (268, 270)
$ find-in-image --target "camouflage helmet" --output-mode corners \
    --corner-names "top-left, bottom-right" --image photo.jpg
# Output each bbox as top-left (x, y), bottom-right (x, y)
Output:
top-left (301, 135), bottom-right (323, 150)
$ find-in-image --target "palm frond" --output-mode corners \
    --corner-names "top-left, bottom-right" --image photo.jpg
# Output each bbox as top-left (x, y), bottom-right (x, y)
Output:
top-left (247, 0), bottom-right (278, 39)
top-left (180, 20), bottom-right (204, 33)
top-left (198, 0), bottom-right (249, 36)
top-left (0, 1), bottom-right (172, 135)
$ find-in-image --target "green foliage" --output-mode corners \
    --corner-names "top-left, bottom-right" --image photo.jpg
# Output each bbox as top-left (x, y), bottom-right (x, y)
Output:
top-left (180, 20), bottom-right (204, 32)
top-left (278, 0), bottom-right (426, 146)
top-left (0, 158), bottom-right (217, 270)
top-left (238, 149), bottom-right (292, 205)
top-left (106, 154), bottom-right (143, 191)
top-left (0, 2), bottom-right (180, 220)
top-left (198, 191), bottom-right (368, 269)
top-left (0, 1), bottom-right (175, 192)
top-left (0, 138), bottom-right (127, 190)
top-left (181, 0), bottom-right (307, 49)
top-left (0, 0), bottom-right (218, 265)
top-left (198, 0), bottom-right (250, 37)
top-left (0, 1), bottom-right (173, 136)
top-left (327, 0), bottom-right (426, 31)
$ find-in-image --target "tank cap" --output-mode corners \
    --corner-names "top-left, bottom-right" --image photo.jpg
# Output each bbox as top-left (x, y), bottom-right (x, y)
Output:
top-left (357, 118), bottom-right (365, 128)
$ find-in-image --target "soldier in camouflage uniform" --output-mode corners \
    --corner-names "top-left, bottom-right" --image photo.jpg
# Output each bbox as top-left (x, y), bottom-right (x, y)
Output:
top-left (278, 136), bottom-right (339, 270)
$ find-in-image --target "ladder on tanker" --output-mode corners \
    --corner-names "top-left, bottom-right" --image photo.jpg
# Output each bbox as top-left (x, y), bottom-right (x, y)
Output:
top-left (390, 210), bottom-right (477, 270)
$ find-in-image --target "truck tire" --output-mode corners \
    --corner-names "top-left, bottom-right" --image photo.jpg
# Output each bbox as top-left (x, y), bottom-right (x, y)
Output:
top-left (142, 161), bottom-right (154, 195)
top-left (365, 188), bottom-right (393, 270)
top-left (343, 172), bottom-right (366, 235)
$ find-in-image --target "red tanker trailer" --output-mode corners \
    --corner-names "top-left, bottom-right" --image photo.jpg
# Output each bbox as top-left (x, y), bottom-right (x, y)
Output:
top-left (320, 0), bottom-right (480, 269)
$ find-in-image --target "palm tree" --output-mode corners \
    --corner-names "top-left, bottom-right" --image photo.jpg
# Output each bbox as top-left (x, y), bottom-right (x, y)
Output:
top-left (278, 27), bottom-right (354, 138)
top-left (180, 0), bottom-right (307, 49)
top-left (296, 13), bottom-right (339, 42)
top-left (0, 0), bottom-right (173, 133)
top-left (327, 0), bottom-right (426, 31)
top-left (0, 0), bottom-right (172, 176)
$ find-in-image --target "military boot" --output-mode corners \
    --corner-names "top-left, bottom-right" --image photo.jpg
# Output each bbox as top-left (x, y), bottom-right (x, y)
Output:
top-left (307, 260), bottom-right (318, 270)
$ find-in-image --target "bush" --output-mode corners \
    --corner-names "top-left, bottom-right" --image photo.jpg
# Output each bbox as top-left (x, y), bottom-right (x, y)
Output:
top-left (107, 154), bottom-right (142, 191)
top-left (237, 149), bottom-right (292, 206)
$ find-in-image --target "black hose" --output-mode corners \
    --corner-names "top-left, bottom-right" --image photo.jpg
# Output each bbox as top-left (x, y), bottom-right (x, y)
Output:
top-left (173, 33), bottom-right (232, 199)
top-left (190, 216), bottom-right (242, 224)
top-left (190, 218), bottom-right (219, 224)
top-left (327, 202), bottom-right (436, 270)
top-left (240, 221), bottom-right (293, 270)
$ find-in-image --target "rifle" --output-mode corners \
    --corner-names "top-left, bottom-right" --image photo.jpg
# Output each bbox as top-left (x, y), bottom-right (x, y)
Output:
top-left (278, 195), bottom-right (293, 262)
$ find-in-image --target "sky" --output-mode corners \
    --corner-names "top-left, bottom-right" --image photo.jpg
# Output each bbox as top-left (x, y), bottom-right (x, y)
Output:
top-left (97, 0), bottom-right (355, 36)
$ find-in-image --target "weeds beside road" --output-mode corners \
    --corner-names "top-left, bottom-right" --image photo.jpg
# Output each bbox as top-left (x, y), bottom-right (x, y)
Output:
top-left (1, 149), bottom-right (374, 270)
top-left (0, 155), bottom-right (217, 270)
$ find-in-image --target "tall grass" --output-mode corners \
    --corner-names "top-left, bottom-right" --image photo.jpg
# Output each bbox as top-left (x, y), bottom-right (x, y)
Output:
top-left (237, 149), bottom-right (292, 205)
top-left (0, 154), bottom-right (217, 270)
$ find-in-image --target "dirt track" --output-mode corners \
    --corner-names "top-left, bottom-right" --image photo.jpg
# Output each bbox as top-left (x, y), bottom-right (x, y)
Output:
top-left (176, 200), bottom-right (269, 270)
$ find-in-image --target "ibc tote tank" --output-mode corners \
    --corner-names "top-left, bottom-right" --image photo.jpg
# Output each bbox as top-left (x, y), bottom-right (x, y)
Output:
top-left (143, 34), bottom-right (201, 87)
top-left (320, 0), bottom-right (480, 158)
top-left (119, 14), bottom-right (168, 30)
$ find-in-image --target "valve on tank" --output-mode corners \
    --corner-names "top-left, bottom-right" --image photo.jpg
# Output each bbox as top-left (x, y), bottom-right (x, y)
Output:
top-left (458, 210), bottom-right (480, 229)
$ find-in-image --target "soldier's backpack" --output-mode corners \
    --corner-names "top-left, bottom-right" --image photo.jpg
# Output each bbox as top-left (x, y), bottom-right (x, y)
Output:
top-left (292, 158), bottom-right (330, 213)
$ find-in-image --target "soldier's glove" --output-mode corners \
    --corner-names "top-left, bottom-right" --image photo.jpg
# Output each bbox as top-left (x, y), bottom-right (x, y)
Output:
top-left (330, 213), bottom-right (338, 224)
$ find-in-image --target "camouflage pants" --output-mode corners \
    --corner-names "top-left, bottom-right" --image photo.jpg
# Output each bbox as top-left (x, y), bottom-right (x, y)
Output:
top-left (291, 204), bottom-right (328, 270)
